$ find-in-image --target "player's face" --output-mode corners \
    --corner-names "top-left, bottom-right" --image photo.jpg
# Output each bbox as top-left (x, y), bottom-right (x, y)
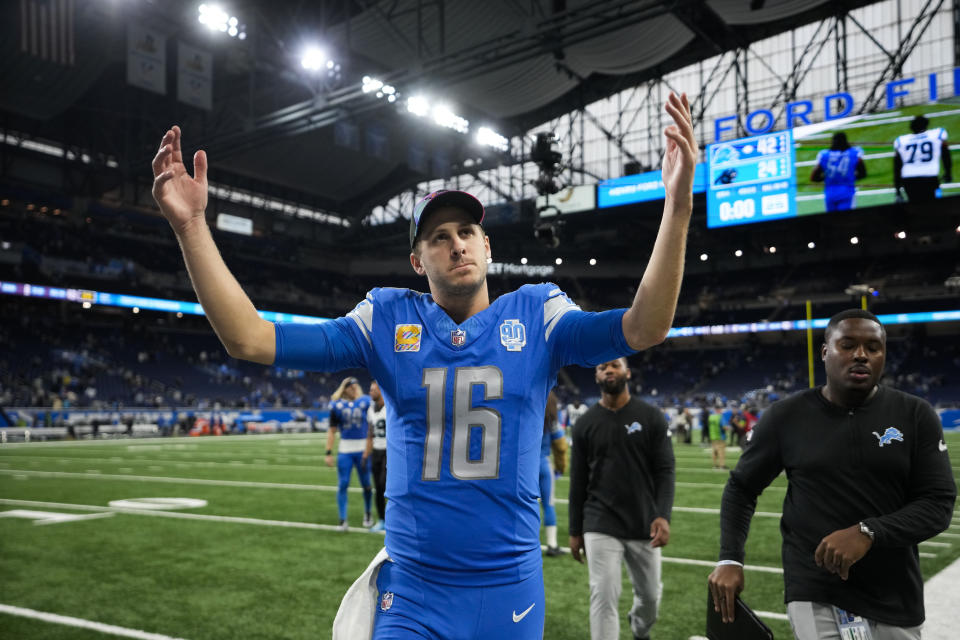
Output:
top-left (410, 207), bottom-right (490, 299)
top-left (822, 319), bottom-right (885, 393)
top-left (369, 381), bottom-right (381, 403)
top-left (595, 358), bottom-right (630, 395)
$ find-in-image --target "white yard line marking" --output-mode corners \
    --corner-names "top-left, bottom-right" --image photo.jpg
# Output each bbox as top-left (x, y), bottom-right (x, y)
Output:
top-left (920, 552), bottom-right (937, 558)
top-left (920, 541), bottom-right (952, 548)
top-left (537, 543), bottom-right (783, 574)
top-left (0, 603), bottom-right (188, 640)
top-left (755, 610), bottom-right (790, 621)
top-left (0, 498), bottom-right (372, 533)
top-left (0, 468), bottom-right (344, 492)
top-left (923, 557), bottom-right (960, 640)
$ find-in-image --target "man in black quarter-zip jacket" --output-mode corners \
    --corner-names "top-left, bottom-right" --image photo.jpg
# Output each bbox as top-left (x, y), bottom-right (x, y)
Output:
top-left (708, 309), bottom-right (955, 640)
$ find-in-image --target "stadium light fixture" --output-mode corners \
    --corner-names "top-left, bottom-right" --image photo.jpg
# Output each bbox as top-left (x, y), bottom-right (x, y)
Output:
top-left (589, 258), bottom-right (597, 266)
top-left (407, 95), bottom-right (429, 117)
top-left (432, 104), bottom-right (469, 134)
top-left (896, 230), bottom-right (907, 239)
top-left (476, 127), bottom-right (509, 152)
top-left (362, 76), bottom-right (384, 93)
top-left (768, 246), bottom-right (777, 254)
top-left (198, 5), bottom-right (245, 38)
top-left (555, 257), bottom-right (563, 265)
top-left (133, 307), bottom-right (140, 314)
top-left (301, 47), bottom-right (329, 71)
top-left (700, 253), bottom-right (708, 262)
top-left (807, 241), bottom-right (815, 249)
top-left (850, 236), bottom-right (859, 245)
top-left (82, 301), bottom-right (91, 309)
top-left (520, 257), bottom-right (528, 264)
top-left (734, 249), bottom-right (743, 257)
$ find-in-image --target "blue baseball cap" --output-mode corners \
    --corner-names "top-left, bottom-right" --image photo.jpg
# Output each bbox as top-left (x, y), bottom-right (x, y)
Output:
top-left (409, 190), bottom-right (485, 249)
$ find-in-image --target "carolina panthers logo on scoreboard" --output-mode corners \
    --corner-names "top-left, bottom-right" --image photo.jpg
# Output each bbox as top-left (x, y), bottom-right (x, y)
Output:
top-left (500, 319), bottom-right (526, 352)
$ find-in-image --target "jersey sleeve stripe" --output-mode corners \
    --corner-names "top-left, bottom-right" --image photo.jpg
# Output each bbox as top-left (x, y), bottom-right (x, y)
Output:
top-left (543, 294), bottom-right (580, 342)
top-left (346, 299), bottom-right (374, 347)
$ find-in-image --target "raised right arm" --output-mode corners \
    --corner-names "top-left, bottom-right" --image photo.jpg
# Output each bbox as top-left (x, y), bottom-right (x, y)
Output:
top-left (152, 126), bottom-right (275, 364)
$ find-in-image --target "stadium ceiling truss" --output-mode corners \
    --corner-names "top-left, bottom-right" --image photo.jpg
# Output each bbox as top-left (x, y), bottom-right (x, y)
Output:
top-left (0, 0), bottom-right (949, 229)
top-left (365, 0), bottom-right (954, 227)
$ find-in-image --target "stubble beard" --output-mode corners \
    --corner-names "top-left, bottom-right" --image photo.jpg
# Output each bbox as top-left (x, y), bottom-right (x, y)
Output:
top-left (599, 377), bottom-right (627, 395)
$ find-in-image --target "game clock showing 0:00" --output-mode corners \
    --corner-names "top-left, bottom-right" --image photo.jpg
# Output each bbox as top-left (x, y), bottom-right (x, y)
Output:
top-left (707, 130), bottom-right (798, 228)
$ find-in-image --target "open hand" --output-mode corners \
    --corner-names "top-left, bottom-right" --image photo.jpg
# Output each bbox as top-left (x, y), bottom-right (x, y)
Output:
top-left (152, 126), bottom-right (209, 236)
top-left (661, 92), bottom-right (697, 207)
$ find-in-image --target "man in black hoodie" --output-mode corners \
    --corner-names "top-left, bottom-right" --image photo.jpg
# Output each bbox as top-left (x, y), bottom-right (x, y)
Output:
top-left (708, 309), bottom-right (955, 639)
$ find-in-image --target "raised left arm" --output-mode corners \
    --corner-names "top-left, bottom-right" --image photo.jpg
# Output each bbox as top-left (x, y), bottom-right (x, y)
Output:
top-left (622, 92), bottom-right (697, 351)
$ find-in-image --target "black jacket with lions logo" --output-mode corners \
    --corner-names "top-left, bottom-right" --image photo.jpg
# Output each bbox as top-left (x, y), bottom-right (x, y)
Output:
top-left (719, 385), bottom-right (956, 626)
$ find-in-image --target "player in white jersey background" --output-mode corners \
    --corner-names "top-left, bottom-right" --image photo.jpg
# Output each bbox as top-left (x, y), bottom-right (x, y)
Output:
top-left (894, 114), bottom-right (952, 203)
top-left (150, 90), bottom-right (698, 639)
top-left (365, 380), bottom-right (388, 532)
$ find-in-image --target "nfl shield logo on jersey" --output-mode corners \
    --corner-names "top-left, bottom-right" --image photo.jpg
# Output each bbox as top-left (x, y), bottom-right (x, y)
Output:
top-left (451, 328), bottom-right (467, 346)
top-left (380, 591), bottom-right (394, 611)
top-left (500, 319), bottom-right (526, 352)
top-left (394, 324), bottom-right (422, 352)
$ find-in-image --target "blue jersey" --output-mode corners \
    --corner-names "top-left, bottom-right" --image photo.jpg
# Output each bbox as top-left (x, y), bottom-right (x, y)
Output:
top-left (816, 147), bottom-right (863, 187)
top-left (329, 395), bottom-right (371, 441)
top-left (274, 283), bottom-right (634, 585)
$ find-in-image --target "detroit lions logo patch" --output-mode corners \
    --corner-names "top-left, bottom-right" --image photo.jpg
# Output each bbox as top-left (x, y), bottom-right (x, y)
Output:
top-left (625, 422), bottom-right (643, 435)
top-left (872, 427), bottom-right (904, 447)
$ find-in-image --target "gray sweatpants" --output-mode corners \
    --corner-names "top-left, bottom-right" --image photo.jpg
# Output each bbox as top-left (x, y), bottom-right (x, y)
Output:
top-left (787, 601), bottom-right (922, 640)
top-left (583, 532), bottom-right (662, 640)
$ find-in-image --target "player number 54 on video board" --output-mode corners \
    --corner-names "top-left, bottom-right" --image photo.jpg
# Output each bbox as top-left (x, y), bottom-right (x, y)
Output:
top-left (707, 130), bottom-right (797, 228)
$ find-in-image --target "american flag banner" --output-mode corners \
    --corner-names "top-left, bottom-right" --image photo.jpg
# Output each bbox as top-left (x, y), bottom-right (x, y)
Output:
top-left (19, 0), bottom-right (75, 66)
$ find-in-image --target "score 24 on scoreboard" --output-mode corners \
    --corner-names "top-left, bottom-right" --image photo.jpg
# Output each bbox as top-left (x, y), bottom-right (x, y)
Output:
top-left (706, 130), bottom-right (797, 228)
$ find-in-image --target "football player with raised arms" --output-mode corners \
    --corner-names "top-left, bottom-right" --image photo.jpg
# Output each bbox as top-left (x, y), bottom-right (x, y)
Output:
top-left (326, 376), bottom-right (374, 530)
top-left (151, 91), bottom-right (698, 639)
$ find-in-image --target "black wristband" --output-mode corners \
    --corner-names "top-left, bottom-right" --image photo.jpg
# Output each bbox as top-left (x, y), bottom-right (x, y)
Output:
top-left (325, 449), bottom-right (332, 455)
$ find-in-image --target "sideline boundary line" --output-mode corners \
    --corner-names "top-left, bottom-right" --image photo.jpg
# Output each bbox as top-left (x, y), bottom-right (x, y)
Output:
top-left (0, 603), bottom-right (187, 640)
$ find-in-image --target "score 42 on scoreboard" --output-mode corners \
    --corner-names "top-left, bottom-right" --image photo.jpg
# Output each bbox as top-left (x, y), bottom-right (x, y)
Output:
top-left (706, 130), bottom-right (797, 229)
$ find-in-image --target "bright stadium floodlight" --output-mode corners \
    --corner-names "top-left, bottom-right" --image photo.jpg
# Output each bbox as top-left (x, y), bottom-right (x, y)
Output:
top-left (520, 257), bottom-right (528, 264)
top-left (896, 230), bottom-right (907, 239)
top-left (850, 236), bottom-right (859, 245)
top-left (198, 4), bottom-right (245, 38)
top-left (476, 126), bottom-right (509, 152)
top-left (807, 241), bottom-right (816, 249)
top-left (700, 253), bottom-right (708, 262)
top-left (301, 47), bottom-right (328, 71)
top-left (407, 95), bottom-right (429, 117)
top-left (734, 249), bottom-right (743, 257)
top-left (589, 258), bottom-right (597, 266)
top-left (555, 257), bottom-right (563, 265)
top-left (432, 104), bottom-right (469, 134)
top-left (362, 76), bottom-right (384, 93)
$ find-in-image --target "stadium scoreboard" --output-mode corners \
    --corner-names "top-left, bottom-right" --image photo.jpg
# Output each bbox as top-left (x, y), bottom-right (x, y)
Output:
top-left (707, 130), bottom-right (797, 228)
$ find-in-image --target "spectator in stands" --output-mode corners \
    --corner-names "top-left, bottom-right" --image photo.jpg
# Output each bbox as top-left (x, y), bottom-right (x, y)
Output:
top-left (709, 309), bottom-right (956, 638)
top-left (568, 358), bottom-right (675, 640)
top-left (364, 380), bottom-right (387, 533)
